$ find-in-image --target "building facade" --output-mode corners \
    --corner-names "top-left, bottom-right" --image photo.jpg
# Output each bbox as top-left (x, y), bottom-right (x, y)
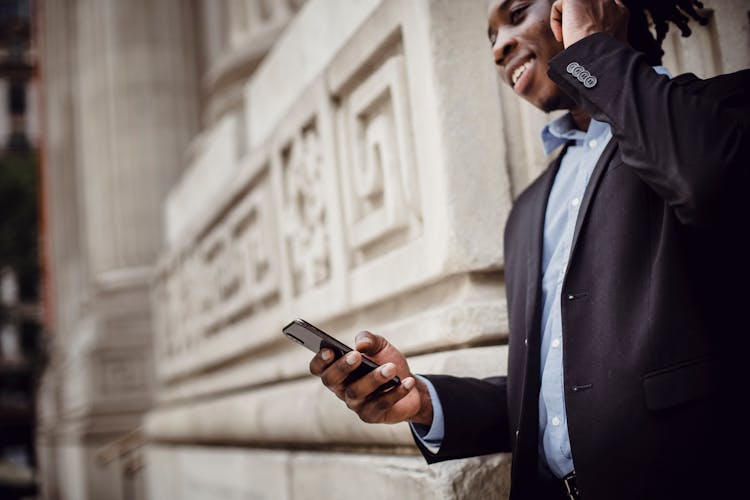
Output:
top-left (36, 1), bottom-right (750, 499)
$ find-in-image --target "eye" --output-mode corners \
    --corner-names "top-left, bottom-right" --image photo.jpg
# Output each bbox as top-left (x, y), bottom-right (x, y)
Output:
top-left (509, 4), bottom-right (529, 25)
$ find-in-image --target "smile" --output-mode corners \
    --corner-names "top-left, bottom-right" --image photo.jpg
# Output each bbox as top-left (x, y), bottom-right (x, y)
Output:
top-left (512, 56), bottom-right (535, 87)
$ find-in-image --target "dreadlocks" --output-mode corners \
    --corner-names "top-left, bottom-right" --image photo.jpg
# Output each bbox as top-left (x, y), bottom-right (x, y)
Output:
top-left (624, 0), bottom-right (709, 65)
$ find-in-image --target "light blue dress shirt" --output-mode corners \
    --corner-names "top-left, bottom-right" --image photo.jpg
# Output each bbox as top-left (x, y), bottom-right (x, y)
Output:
top-left (411, 116), bottom-right (612, 476)
top-left (536, 114), bottom-right (612, 477)
top-left (410, 67), bottom-right (671, 477)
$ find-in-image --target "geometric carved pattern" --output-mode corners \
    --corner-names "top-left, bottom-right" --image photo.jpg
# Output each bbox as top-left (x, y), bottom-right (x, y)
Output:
top-left (281, 123), bottom-right (331, 295)
top-left (340, 55), bottom-right (421, 263)
top-left (229, 179), bottom-right (279, 308)
top-left (158, 168), bottom-right (281, 360)
top-left (200, 231), bottom-right (228, 330)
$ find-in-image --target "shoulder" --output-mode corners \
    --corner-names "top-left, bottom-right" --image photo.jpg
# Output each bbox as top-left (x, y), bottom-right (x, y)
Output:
top-left (672, 69), bottom-right (750, 108)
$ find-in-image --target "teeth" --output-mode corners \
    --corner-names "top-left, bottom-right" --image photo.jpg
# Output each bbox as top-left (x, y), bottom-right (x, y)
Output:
top-left (512, 57), bottom-right (534, 86)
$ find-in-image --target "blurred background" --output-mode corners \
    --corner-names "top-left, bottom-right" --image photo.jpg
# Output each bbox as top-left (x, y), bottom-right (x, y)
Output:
top-left (1, 0), bottom-right (43, 498)
top-left (1, 0), bottom-right (748, 499)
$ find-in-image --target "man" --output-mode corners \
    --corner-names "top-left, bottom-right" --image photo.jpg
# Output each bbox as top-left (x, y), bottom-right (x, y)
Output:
top-left (310, 1), bottom-right (750, 498)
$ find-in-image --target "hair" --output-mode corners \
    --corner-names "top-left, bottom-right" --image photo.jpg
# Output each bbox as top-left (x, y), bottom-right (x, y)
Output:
top-left (624, 0), bottom-right (709, 65)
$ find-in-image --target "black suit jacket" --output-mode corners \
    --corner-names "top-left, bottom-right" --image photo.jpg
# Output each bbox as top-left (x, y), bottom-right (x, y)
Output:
top-left (413, 34), bottom-right (750, 499)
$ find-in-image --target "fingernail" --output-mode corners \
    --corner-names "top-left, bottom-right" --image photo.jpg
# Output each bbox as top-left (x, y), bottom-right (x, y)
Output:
top-left (355, 333), bottom-right (372, 345)
top-left (345, 351), bottom-right (358, 365)
top-left (321, 349), bottom-right (332, 361)
top-left (380, 363), bottom-right (395, 378)
top-left (403, 377), bottom-right (415, 390)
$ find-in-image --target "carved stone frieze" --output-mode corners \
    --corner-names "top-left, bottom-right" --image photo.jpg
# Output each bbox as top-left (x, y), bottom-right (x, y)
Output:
top-left (158, 167), bottom-right (281, 365)
top-left (338, 54), bottom-right (422, 265)
top-left (281, 123), bottom-right (332, 295)
top-left (228, 178), bottom-right (279, 306)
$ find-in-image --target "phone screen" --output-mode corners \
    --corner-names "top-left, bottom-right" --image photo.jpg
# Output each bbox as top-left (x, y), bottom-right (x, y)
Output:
top-left (283, 318), bottom-right (400, 392)
top-left (283, 319), bottom-right (353, 358)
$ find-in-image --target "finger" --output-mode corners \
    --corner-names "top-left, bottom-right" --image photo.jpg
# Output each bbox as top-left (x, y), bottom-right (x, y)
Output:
top-left (550, 0), bottom-right (564, 43)
top-left (354, 331), bottom-right (388, 356)
top-left (344, 361), bottom-right (399, 409)
top-left (319, 350), bottom-right (362, 397)
top-left (358, 377), bottom-right (417, 424)
top-left (309, 347), bottom-right (335, 376)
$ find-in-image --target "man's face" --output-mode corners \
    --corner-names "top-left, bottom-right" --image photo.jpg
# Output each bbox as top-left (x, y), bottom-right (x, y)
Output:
top-left (487, 0), bottom-right (575, 113)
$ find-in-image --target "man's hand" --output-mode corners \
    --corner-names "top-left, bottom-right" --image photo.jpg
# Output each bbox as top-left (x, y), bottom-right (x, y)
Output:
top-left (309, 331), bottom-right (433, 426)
top-left (550, 0), bottom-right (630, 48)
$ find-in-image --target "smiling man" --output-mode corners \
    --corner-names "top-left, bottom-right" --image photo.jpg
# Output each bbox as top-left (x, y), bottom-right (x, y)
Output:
top-left (309, 1), bottom-right (750, 498)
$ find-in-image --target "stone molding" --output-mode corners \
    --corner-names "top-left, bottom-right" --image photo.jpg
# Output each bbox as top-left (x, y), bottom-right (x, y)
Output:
top-left (146, 446), bottom-right (510, 500)
top-left (145, 346), bottom-right (507, 446)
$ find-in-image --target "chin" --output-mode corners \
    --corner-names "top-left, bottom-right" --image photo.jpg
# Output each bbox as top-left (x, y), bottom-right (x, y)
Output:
top-left (534, 90), bottom-right (575, 114)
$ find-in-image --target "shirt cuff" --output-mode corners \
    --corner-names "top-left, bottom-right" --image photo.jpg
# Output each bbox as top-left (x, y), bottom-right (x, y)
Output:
top-left (409, 375), bottom-right (445, 454)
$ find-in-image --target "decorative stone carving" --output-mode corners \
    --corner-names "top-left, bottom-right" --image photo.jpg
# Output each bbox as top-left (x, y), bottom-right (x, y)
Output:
top-left (281, 124), bottom-right (332, 295)
top-left (338, 55), bottom-right (421, 264)
top-left (157, 167), bottom-right (282, 367)
top-left (227, 176), bottom-right (279, 309)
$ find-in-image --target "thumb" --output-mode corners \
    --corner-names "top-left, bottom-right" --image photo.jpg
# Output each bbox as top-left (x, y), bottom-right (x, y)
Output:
top-left (354, 331), bottom-right (389, 355)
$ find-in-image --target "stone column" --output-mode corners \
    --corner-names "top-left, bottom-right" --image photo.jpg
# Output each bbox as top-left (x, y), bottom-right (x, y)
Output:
top-left (36, 0), bottom-right (86, 493)
top-left (73, 0), bottom-right (199, 277)
top-left (37, 0), bottom-right (199, 499)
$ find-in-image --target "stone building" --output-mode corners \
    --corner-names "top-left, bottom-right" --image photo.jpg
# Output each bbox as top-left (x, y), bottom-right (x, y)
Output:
top-left (35, 1), bottom-right (749, 499)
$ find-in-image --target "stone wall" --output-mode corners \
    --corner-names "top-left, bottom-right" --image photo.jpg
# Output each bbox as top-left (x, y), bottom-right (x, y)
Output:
top-left (148, 1), bottom-right (513, 497)
top-left (145, 0), bottom-right (750, 498)
top-left (36, 0), bottom-right (750, 499)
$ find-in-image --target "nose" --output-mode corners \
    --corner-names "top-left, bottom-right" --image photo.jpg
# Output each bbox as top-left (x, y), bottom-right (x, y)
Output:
top-left (492, 31), bottom-right (517, 67)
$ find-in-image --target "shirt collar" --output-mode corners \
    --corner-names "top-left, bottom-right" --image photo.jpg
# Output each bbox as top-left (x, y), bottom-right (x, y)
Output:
top-left (539, 65), bottom-right (671, 155)
top-left (541, 114), bottom-right (610, 155)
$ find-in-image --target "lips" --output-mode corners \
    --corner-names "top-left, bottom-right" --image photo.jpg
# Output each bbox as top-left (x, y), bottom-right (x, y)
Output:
top-left (508, 55), bottom-right (536, 88)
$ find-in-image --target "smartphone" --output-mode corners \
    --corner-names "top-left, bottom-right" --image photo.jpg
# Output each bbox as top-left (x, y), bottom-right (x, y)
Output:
top-left (283, 318), bottom-right (401, 393)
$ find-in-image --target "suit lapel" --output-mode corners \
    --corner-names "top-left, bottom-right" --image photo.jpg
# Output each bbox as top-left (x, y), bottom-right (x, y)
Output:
top-left (524, 151), bottom-right (565, 349)
top-left (568, 138), bottom-right (619, 263)
top-left (512, 150), bottom-right (565, 485)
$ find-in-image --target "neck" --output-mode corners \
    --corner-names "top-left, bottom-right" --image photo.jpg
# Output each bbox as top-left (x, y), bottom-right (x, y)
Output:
top-left (569, 107), bottom-right (591, 131)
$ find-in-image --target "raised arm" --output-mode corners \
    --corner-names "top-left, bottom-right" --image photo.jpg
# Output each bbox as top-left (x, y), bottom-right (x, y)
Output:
top-left (547, 32), bottom-right (750, 226)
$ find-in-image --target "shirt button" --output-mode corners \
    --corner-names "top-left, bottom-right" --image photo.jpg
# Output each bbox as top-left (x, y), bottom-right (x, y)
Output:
top-left (588, 139), bottom-right (598, 149)
top-left (552, 338), bottom-right (560, 349)
top-left (552, 416), bottom-right (561, 426)
top-left (571, 197), bottom-right (580, 207)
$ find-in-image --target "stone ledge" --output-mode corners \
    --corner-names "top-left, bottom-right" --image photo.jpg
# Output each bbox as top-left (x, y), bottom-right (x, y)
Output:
top-left (164, 114), bottom-right (239, 247)
top-left (145, 345), bottom-right (507, 446)
top-left (145, 444), bottom-right (510, 500)
top-left (156, 271), bottom-right (506, 385)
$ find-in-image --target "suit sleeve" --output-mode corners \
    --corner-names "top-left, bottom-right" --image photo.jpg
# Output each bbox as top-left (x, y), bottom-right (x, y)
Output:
top-left (411, 374), bottom-right (511, 463)
top-left (547, 33), bottom-right (750, 227)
